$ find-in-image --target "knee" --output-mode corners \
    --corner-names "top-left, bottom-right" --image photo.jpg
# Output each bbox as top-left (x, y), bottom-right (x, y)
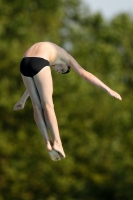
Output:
top-left (42, 101), bottom-right (54, 111)
top-left (33, 102), bottom-right (42, 112)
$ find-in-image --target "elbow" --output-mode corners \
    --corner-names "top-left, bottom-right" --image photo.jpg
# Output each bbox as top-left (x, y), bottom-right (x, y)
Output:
top-left (80, 70), bottom-right (90, 81)
top-left (79, 69), bottom-right (85, 77)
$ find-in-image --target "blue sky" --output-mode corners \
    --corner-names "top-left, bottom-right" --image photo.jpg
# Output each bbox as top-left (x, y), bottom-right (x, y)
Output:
top-left (82, 0), bottom-right (133, 19)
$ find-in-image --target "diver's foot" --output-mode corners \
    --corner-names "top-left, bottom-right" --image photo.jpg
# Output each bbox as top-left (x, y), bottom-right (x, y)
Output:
top-left (46, 142), bottom-right (61, 161)
top-left (48, 150), bottom-right (61, 161)
top-left (53, 141), bottom-right (66, 158)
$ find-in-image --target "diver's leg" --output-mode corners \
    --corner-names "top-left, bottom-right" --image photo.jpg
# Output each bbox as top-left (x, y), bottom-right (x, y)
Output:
top-left (33, 66), bottom-right (66, 158)
top-left (21, 75), bottom-right (61, 161)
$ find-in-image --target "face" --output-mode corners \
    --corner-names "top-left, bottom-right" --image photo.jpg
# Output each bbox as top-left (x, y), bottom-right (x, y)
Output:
top-left (52, 64), bottom-right (69, 74)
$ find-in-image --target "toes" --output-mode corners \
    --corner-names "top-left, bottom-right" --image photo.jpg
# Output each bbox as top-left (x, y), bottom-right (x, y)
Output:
top-left (48, 150), bottom-right (61, 161)
top-left (57, 151), bottom-right (66, 158)
top-left (53, 147), bottom-right (66, 158)
top-left (56, 155), bottom-right (61, 161)
top-left (53, 150), bottom-right (61, 161)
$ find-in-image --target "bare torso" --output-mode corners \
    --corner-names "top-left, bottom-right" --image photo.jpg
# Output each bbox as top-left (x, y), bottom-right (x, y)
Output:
top-left (23, 42), bottom-right (70, 68)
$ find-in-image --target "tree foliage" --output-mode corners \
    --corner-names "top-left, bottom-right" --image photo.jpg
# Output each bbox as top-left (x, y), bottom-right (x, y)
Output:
top-left (0, 0), bottom-right (133, 199)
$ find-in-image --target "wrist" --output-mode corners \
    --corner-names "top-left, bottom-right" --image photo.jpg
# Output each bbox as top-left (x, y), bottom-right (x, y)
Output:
top-left (20, 97), bottom-right (26, 103)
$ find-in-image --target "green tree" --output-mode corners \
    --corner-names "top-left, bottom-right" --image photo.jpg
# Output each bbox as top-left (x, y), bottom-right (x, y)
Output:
top-left (1, 0), bottom-right (133, 199)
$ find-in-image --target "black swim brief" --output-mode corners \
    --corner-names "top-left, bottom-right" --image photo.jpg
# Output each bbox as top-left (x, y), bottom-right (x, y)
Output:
top-left (20, 57), bottom-right (50, 77)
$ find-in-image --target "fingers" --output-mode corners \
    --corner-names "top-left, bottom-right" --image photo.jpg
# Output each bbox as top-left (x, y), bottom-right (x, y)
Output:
top-left (109, 90), bottom-right (122, 101)
top-left (114, 93), bottom-right (122, 101)
top-left (14, 106), bottom-right (21, 110)
top-left (13, 104), bottom-right (24, 110)
top-left (117, 95), bottom-right (122, 101)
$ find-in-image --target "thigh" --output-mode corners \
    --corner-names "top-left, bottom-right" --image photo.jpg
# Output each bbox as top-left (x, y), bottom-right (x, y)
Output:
top-left (21, 75), bottom-right (41, 108)
top-left (33, 66), bottom-right (53, 107)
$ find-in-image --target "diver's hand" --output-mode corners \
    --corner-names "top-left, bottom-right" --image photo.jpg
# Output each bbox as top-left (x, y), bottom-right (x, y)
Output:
top-left (13, 101), bottom-right (25, 110)
top-left (108, 89), bottom-right (122, 100)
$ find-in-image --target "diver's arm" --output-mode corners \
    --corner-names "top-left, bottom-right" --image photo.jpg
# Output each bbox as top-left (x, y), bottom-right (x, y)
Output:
top-left (68, 54), bottom-right (122, 100)
top-left (14, 90), bottom-right (29, 110)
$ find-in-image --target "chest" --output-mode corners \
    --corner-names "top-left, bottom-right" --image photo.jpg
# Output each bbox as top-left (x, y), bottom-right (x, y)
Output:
top-left (51, 56), bottom-right (69, 67)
